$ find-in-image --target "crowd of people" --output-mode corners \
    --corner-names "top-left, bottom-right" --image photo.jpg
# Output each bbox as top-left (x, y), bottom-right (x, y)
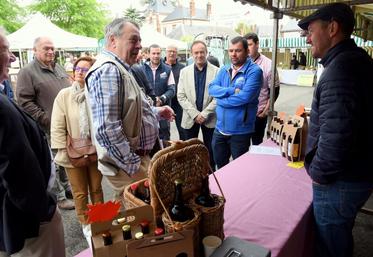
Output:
top-left (0, 2), bottom-right (372, 257)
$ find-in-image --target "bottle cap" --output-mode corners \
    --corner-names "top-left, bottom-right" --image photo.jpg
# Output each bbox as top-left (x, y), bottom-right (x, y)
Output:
top-left (140, 219), bottom-right (150, 227)
top-left (135, 232), bottom-right (144, 239)
top-left (130, 183), bottom-right (138, 191)
top-left (144, 180), bottom-right (150, 188)
top-left (117, 217), bottom-right (126, 224)
top-left (174, 179), bottom-right (183, 185)
top-left (122, 224), bottom-right (131, 232)
top-left (102, 231), bottom-right (111, 237)
top-left (154, 227), bottom-right (164, 236)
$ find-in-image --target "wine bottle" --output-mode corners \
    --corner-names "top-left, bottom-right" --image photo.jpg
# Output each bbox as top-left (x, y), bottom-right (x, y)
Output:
top-left (102, 231), bottom-right (112, 246)
top-left (281, 132), bottom-right (286, 157)
top-left (195, 176), bottom-right (215, 207)
top-left (143, 180), bottom-right (150, 204)
top-left (287, 135), bottom-right (293, 161)
top-left (292, 127), bottom-right (300, 161)
top-left (130, 183), bottom-right (141, 199)
top-left (169, 179), bottom-right (194, 222)
top-left (122, 225), bottom-right (132, 240)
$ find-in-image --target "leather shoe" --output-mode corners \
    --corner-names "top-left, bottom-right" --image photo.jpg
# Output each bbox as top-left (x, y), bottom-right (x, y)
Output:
top-left (58, 199), bottom-right (75, 210)
top-left (65, 190), bottom-right (73, 199)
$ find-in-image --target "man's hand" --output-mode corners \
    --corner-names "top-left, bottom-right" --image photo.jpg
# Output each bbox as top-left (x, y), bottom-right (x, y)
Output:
top-left (234, 88), bottom-right (240, 94)
top-left (155, 97), bottom-right (162, 107)
top-left (157, 105), bottom-right (175, 121)
top-left (194, 114), bottom-right (206, 124)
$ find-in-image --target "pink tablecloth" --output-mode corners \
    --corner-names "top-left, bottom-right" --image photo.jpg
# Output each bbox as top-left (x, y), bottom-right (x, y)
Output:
top-left (209, 140), bottom-right (313, 257)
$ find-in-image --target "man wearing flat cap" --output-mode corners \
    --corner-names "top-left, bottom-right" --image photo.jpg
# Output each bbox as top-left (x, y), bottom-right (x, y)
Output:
top-left (299, 3), bottom-right (373, 257)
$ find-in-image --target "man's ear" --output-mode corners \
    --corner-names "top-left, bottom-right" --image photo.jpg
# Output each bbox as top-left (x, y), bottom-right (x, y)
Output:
top-left (329, 20), bottom-right (339, 38)
top-left (108, 35), bottom-right (116, 49)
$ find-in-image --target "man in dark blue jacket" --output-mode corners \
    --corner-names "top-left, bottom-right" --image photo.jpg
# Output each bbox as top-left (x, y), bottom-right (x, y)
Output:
top-left (299, 3), bottom-right (373, 257)
top-left (143, 44), bottom-right (175, 140)
top-left (209, 36), bottom-right (262, 169)
top-left (0, 29), bottom-right (65, 257)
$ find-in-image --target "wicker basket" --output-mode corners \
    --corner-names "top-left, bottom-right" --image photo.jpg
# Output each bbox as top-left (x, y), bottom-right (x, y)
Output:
top-left (149, 139), bottom-right (211, 224)
top-left (162, 207), bottom-right (201, 257)
top-left (191, 193), bottom-right (225, 240)
top-left (123, 178), bottom-right (148, 210)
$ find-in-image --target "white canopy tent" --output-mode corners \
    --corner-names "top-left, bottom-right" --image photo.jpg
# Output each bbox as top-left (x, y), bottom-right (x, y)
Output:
top-left (8, 13), bottom-right (98, 50)
top-left (140, 25), bottom-right (187, 50)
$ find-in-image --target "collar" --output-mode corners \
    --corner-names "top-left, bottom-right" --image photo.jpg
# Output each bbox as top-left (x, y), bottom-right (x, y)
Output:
top-left (35, 58), bottom-right (55, 71)
top-left (102, 50), bottom-right (131, 71)
top-left (319, 39), bottom-right (357, 67)
top-left (194, 62), bottom-right (207, 72)
top-left (252, 53), bottom-right (261, 63)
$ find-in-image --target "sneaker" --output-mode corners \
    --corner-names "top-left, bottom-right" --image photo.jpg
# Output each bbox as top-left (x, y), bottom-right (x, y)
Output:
top-left (57, 199), bottom-right (75, 210)
top-left (65, 190), bottom-right (73, 199)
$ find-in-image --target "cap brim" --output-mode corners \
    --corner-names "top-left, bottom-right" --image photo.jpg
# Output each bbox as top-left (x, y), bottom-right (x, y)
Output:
top-left (298, 11), bottom-right (323, 30)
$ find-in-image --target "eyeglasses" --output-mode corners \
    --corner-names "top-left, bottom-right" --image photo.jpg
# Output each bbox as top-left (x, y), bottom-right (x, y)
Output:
top-left (74, 66), bottom-right (89, 73)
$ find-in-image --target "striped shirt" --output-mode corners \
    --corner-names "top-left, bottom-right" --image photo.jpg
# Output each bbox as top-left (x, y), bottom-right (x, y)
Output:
top-left (87, 50), bottom-right (159, 175)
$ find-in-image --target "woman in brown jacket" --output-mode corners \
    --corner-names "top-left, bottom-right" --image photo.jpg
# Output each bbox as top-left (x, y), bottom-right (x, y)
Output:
top-left (51, 57), bottom-right (104, 245)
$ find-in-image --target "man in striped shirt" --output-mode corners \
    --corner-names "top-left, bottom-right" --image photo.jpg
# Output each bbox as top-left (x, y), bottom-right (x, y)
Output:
top-left (85, 18), bottom-right (175, 206)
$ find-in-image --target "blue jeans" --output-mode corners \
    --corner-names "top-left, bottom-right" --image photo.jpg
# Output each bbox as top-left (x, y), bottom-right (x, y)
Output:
top-left (212, 129), bottom-right (252, 169)
top-left (312, 181), bottom-right (373, 257)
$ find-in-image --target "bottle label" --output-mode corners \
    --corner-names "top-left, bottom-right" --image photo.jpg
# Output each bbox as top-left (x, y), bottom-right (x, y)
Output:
top-left (287, 142), bottom-right (292, 158)
top-left (293, 143), bottom-right (299, 159)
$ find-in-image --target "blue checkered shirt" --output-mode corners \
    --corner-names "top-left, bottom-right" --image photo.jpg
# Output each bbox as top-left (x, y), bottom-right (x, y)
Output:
top-left (87, 50), bottom-right (159, 175)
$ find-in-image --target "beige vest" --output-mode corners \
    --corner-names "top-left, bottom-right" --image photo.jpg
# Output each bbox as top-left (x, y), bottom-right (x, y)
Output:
top-left (85, 55), bottom-right (143, 175)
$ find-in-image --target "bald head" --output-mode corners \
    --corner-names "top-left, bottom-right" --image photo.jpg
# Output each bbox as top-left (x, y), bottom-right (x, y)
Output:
top-left (0, 28), bottom-right (16, 83)
top-left (33, 37), bottom-right (55, 66)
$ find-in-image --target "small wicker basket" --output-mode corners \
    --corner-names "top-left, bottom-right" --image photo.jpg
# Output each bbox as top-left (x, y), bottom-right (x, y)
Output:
top-left (191, 194), bottom-right (225, 240)
top-left (123, 178), bottom-right (148, 210)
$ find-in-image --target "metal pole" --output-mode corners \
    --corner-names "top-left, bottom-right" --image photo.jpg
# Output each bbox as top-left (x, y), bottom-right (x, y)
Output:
top-left (267, 10), bottom-right (283, 135)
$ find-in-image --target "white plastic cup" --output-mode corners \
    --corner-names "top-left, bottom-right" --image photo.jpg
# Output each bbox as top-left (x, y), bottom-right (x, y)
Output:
top-left (202, 235), bottom-right (222, 257)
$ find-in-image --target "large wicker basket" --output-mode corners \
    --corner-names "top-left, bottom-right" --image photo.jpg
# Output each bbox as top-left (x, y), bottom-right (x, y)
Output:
top-left (148, 139), bottom-right (211, 223)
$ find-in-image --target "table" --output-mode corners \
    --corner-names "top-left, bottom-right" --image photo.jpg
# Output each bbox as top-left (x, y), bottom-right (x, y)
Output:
top-left (209, 140), bottom-right (313, 257)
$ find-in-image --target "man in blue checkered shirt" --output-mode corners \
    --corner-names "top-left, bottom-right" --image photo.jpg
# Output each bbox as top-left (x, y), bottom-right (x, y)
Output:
top-left (85, 18), bottom-right (175, 206)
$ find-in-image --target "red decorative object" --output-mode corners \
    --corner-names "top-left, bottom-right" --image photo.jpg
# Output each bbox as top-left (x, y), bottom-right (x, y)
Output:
top-left (86, 201), bottom-right (121, 223)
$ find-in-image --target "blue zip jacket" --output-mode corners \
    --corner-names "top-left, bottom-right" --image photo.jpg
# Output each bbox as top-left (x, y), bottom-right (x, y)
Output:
top-left (209, 58), bottom-right (262, 135)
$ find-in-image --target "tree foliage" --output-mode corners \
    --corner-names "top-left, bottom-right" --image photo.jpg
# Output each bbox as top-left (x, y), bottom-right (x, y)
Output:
top-left (0, 0), bottom-right (24, 33)
top-left (29, 0), bottom-right (108, 38)
top-left (235, 22), bottom-right (256, 36)
top-left (124, 8), bottom-right (145, 27)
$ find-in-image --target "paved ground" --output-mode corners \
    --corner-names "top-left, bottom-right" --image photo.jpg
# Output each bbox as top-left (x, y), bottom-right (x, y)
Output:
top-left (63, 85), bottom-right (373, 257)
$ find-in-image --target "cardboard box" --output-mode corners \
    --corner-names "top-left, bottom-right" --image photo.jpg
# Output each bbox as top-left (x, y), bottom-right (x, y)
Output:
top-left (281, 114), bottom-right (308, 162)
top-left (127, 230), bottom-right (194, 257)
top-left (91, 205), bottom-right (155, 257)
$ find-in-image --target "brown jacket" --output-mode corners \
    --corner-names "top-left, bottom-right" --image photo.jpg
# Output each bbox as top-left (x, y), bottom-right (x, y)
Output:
top-left (16, 59), bottom-right (70, 132)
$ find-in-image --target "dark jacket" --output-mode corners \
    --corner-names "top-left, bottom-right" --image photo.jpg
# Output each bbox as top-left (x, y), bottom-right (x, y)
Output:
top-left (143, 61), bottom-right (175, 106)
top-left (16, 59), bottom-right (70, 132)
top-left (131, 64), bottom-right (156, 103)
top-left (0, 94), bottom-right (56, 255)
top-left (305, 39), bottom-right (373, 184)
top-left (164, 59), bottom-right (185, 108)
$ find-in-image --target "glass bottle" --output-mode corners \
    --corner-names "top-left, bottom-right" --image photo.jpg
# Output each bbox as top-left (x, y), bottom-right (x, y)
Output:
top-left (143, 180), bottom-right (151, 204)
top-left (169, 179), bottom-right (194, 222)
top-left (195, 176), bottom-right (215, 207)
top-left (122, 225), bottom-right (132, 240)
top-left (102, 231), bottom-right (112, 246)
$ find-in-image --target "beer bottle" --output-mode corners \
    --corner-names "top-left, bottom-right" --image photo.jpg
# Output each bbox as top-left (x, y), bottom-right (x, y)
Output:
top-left (122, 225), bottom-right (132, 240)
top-left (169, 179), bottom-right (194, 222)
top-left (195, 176), bottom-right (215, 207)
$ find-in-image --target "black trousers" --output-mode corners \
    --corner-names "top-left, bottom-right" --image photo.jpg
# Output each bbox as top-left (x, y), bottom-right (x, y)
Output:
top-left (251, 116), bottom-right (267, 145)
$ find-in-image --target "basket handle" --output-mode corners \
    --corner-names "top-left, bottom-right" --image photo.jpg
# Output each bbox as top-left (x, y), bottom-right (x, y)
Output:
top-left (149, 180), bottom-right (175, 228)
top-left (209, 164), bottom-right (225, 200)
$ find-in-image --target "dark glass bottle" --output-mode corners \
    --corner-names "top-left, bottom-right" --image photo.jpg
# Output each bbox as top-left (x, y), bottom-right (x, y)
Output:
top-left (195, 176), bottom-right (215, 207)
top-left (170, 179), bottom-right (194, 222)
top-left (292, 125), bottom-right (300, 161)
top-left (131, 183), bottom-right (141, 199)
top-left (102, 231), bottom-right (112, 246)
top-left (143, 180), bottom-right (150, 204)
top-left (287, 135), bottom-right (293, 161)
top-left (122, 225), bottom-right (132, 240)
top-left (140, 220), bottom-right (150, 234)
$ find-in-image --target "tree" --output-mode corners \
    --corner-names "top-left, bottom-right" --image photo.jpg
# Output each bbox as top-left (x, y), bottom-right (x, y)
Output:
top-left (124, 8), bottom-right (145, 27)
top-left (29, 0), bottom-right (108, 38)
top-left (0, 0), bottom-right (24, 33)
top-left (235, 22), bottom-right (257, 36)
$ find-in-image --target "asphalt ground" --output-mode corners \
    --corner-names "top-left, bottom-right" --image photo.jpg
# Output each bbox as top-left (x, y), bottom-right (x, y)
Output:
top-left (63, 85), bottom-right (373, 257)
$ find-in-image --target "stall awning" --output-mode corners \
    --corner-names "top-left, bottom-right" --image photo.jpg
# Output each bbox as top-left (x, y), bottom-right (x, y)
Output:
top-left (234, 0), bottom-right (373, 41)
top-left (259, 36), bottom-right (373, 48)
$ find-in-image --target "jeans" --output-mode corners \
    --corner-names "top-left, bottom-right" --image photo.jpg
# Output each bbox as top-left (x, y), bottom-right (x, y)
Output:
top-left (212, 130), bottom-right (252, 169)
top-left (184, 123), bottom-right (215, 171)
top-left (252, 115), bottom-right (267, 145)
top-left (312, 180), bottom-right (373, 257)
